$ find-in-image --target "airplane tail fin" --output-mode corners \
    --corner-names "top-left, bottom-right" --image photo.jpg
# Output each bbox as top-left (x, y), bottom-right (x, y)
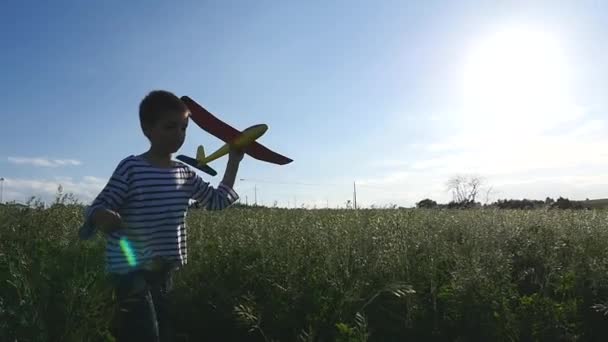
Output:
top-left (196, 145), bottom-right (206, 164)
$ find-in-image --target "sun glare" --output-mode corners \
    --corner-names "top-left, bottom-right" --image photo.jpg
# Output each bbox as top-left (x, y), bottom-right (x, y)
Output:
top-left (462, 28), bottom-right (575, 133)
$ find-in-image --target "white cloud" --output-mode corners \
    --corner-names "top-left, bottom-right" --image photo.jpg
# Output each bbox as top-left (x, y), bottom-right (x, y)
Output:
top-left (53, 159), bottom-right (82, 166)
top-left (82, 176), bottom-right (106, 184)
top-left (369, 159), bottom-right (411, 168)
top-left (422, 122), bottom-right (608, 177)
top-left (350, 115), bottom-right (608, 207)
top-left (358, 171), bottom-right (410, 186)
top-left (7, 157), bottom-right (82, 167)
top-left (1, 176), bottom-right (106, 204)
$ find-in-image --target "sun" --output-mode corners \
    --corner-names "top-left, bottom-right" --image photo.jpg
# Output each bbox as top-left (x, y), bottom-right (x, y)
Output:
top-left (461, 28), bottom-right (574, 133)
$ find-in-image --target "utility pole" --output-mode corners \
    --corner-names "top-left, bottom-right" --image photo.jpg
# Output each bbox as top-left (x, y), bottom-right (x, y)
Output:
top-left (353, 181), bottom-right (357, 210)
top-left (240, 179), bottom-right (258, 206)
top-left (0, 177), bottom-right (4, 204)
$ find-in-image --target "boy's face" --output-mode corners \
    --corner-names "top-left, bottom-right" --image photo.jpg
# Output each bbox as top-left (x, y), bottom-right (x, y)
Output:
top-left (145, 110), bottom-right (189, 154)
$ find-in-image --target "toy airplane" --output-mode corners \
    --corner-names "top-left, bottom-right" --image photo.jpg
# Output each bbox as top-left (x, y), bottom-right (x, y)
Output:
top-left (176, 96), bottom-right (293, 176)
top-left (174, 153), bottom-right (218, 176)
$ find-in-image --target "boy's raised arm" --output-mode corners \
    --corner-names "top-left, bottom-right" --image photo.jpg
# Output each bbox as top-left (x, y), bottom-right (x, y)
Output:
top-left (189, 175), bottom-right (239, 211)
top-left (190, 151), bottom-right (242, 210)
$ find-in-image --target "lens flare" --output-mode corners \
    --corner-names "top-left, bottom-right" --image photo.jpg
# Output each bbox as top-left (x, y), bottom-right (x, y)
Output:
top-left (119, 237), bottom-right (137, 267)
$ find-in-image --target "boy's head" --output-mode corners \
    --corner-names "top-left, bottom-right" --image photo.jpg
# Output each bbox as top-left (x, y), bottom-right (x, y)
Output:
top-left (139, 90), bottom-right (189, 154)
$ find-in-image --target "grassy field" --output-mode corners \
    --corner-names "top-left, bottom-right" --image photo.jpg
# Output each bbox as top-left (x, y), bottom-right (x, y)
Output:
top-left (2, 204), bottom-right (608, 341)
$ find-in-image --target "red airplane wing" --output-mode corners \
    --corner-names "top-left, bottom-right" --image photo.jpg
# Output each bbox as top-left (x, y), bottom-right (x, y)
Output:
top-left (243, 142), bottom-right (293, 165)
top-left (181, 96), bottom-right (241, 142)
top-left (181, 96), bottom-right (293, 165)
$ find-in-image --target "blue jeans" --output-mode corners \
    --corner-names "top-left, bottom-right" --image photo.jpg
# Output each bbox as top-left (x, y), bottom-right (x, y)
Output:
top-left (110, 268), bottom-right (175, 342)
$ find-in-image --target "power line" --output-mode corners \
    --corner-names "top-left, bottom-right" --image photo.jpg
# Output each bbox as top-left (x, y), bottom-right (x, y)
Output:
top-left (237, 177), bottom-right (416, 208)
top-left (238, 178), bottom-right (407, 191)
top-left (238, 178), bottom-right (414, 197)
top-left (239, 178), bottom-right (344, 187)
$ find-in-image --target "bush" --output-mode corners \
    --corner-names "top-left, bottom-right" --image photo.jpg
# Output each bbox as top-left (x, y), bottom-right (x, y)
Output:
top-left (416, 199), bottom-right (437, 209)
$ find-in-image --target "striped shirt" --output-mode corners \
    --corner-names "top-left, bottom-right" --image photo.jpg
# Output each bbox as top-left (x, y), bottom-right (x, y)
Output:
top-left (80, 155), bottom-right (239, 274)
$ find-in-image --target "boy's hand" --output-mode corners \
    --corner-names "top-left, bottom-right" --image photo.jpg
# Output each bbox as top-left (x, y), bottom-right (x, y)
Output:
top-left (92, 208), bottom-right (125, 234)
top-left (228, 148), bottom-right (244, 163)
top-left (222, 148), bottom-right (244, 189)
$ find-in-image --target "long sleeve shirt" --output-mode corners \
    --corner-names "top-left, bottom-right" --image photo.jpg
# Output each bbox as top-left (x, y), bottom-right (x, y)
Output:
top-left (79, 155), bottom-right (239, 274)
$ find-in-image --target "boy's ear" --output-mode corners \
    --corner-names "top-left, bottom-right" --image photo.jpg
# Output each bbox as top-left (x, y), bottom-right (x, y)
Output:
top-left (141, 122), bottom-right (152, 140)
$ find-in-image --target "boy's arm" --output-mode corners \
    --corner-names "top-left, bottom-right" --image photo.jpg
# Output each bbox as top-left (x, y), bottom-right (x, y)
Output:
top-left (220, 154), bottom-right (241, 189)
top-left (191, 152), bottom-right (242, 210)
top-left (79, 163), bottom-right (130, 240)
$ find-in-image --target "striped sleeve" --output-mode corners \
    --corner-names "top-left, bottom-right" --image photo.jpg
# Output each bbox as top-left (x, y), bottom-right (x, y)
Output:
top-left (78, 160), bottom-right (130, 240)
top-left (190, 172), bottom-right (239, 210)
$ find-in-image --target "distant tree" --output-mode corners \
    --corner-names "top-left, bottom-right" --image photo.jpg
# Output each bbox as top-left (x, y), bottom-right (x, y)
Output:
top-left (447, 199), bottom-right (478, 209)
top-left (550, 197), bottom-right (586, 210)
top-left (483, 186), bottom-right (496, 205)
top-left (493, 198), bottom-right (544, 210)
top-left (416, 198), bottom-right (438, 209)
top-left (446, 175), bottom-right (484, 204)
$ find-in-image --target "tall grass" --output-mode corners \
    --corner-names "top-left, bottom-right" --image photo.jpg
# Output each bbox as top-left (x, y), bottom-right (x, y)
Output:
top-left (2, 204), bottom-right (608, 341)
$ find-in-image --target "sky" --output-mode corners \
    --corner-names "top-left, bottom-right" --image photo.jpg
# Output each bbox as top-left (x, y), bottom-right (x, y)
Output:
top-left (1, 0), bottom-right (607, 208)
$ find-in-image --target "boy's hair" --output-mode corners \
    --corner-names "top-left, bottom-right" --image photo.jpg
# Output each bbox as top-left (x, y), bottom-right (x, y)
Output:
top-left (139, 90), bottom-right (189, 131)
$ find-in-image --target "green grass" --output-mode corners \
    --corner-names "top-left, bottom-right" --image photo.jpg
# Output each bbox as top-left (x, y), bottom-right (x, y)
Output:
top-left (2, 205), bottom-right (608, 341)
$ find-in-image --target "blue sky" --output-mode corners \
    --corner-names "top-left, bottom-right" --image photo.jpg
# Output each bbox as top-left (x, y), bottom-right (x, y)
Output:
top-left (1, 0), bottom-right (607, 208)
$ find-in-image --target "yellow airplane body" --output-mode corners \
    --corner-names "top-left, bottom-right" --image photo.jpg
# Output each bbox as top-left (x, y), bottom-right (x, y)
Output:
top-left (196, 124), bottom-right (268, 167)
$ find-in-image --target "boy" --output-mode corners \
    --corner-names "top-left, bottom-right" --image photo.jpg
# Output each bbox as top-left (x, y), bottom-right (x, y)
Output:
top-left (79, 90), bottom-right (243, 341)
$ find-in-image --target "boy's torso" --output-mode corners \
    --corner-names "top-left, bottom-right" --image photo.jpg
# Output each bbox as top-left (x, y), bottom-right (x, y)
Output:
top-left (106, 155), bottom-right (194, 274)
